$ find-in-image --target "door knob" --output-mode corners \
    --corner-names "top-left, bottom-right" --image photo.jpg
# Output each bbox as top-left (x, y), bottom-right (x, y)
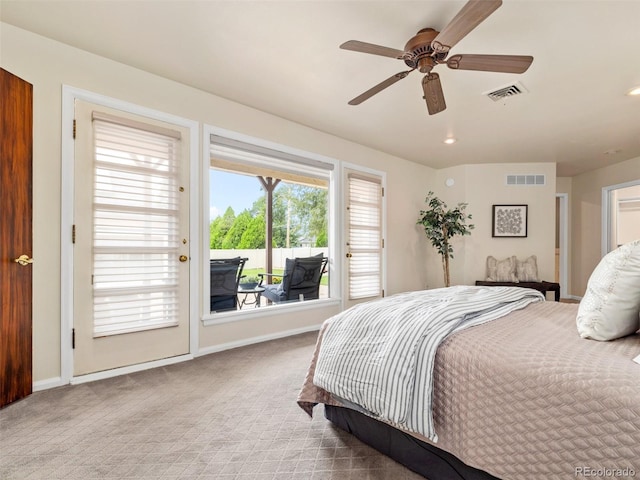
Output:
top-left (14, 255), bottom-right (34, 266)
top-left (179, 255), bottom-right (188, 262)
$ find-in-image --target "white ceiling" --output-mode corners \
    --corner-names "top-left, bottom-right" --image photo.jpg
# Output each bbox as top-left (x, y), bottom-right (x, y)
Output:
top-left (2, 0), bottom-right (640, 176)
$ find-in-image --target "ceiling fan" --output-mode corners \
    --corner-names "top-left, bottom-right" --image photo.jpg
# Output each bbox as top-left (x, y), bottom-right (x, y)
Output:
top-left (341, 0), bottom-right (533, 115)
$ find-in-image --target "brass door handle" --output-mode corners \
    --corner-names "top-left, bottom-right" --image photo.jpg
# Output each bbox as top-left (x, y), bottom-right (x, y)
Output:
top-left (14, 255), bottom-right (34, 266)
top-left (179, 255), bottom-right (188, 262)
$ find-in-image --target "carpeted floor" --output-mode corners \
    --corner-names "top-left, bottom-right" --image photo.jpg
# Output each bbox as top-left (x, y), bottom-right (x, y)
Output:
top-left (0, 332), bottom-right (424, 480)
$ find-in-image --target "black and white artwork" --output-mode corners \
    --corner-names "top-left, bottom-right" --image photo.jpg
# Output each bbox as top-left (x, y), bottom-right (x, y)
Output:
top-left (492, 205), bottom-right (528, 237)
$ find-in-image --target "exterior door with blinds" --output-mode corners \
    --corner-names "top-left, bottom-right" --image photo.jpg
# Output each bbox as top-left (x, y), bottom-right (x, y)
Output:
top-left (344, 169), bottom-right (383, 309)
top-left (73, 100), bottom-right (190, 376)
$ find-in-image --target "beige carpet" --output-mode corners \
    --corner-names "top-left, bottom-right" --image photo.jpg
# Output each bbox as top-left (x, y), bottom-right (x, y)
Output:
top-left (0, 332), bottom-right (424, 480)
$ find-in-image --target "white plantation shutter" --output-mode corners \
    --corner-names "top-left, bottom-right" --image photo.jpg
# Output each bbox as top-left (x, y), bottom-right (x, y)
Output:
top-left (92, 112), bottom-right (182, 336)
top-left (348, 173), bottom-right (382, 299)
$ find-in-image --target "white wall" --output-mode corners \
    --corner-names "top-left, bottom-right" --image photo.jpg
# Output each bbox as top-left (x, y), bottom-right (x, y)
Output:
top-left (1, 23), bottom-right (434, 383)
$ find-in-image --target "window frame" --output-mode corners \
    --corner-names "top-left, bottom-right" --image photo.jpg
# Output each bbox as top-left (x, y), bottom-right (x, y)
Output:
top-left (201, 125), bottom-right (341, 325)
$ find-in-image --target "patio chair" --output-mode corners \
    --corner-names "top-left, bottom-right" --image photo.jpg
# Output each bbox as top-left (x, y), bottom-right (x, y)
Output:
top-left (210, 257), bottom-right (247, 312)
top-left (259, 255), bottom-right (328, 304)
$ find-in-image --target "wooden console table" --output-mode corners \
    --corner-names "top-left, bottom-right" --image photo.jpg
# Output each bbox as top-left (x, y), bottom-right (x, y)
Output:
top-left (475, 280), bottom-right (560, 302)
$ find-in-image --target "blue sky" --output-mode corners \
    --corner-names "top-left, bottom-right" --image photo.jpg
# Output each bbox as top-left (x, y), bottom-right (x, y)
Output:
top-left (209, 170), bottom-right (264, 220)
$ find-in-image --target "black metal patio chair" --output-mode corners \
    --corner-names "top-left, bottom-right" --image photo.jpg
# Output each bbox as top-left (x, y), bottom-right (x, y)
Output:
top-left (210, 257), bottom-right (247, 312)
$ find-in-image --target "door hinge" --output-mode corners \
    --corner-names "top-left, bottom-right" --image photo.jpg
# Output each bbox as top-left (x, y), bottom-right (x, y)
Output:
top-left (381, 238), bottom-right (384, 248)
top-left (381, 186), bottom-right (384, 197)
top-left (73, 119), bottom-right (76, 139)
top-left (72, 224), bottom-right (76, 244)
top-left (72, 328), bottom-right (75, 349)
top-left (382, 289), bottom-right (385, 297)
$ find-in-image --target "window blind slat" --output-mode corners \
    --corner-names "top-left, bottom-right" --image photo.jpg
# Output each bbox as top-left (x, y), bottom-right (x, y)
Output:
top-left (92, 117), bottom-right (181, 336)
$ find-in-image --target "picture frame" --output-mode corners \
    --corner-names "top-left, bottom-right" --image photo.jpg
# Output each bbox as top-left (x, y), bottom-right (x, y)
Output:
top-left (492, 204), bottom-right (528, 238)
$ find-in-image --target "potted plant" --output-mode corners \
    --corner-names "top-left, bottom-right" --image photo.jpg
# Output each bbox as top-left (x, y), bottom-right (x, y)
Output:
top-left (240, 275), bottom-right (261, 289)
top-left (417, 191), bottom-right (474, 287)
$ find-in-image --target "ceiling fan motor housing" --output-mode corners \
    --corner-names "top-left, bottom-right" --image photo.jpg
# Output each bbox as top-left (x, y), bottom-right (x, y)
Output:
top-left (403, 28), bottom-right (447, 73)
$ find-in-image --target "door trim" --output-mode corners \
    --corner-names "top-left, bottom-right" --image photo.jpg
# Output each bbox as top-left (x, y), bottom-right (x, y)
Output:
top-left (555, 193), bottom-right (568, 299)
top-left (601, 179), bottom-right (640, 257)
top-left (60, 86), bottom-right (199, 384)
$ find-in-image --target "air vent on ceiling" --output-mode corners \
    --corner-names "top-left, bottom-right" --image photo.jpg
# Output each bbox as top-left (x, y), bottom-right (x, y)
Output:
top-left (485, 81), bottom-right (528, 102)
top-left (506, 174), bottom-right (545, 186)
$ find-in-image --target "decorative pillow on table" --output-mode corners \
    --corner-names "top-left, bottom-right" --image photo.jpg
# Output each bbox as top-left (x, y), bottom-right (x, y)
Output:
top-left (486, 255), bottom-right (518, 282)
top-left (516, 255), bottom-right (539, 282)
top-left (576, 239), bottom-right (640, 341)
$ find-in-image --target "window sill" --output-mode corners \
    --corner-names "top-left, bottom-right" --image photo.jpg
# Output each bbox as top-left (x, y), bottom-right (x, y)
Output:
top-left (201, 297), bottom-right (341, 327)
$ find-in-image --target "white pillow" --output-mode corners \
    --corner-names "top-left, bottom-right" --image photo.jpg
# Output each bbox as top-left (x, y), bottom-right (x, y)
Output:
top-left (577, 240), bottom-right (640, 341)
top-left (516, 255), bottom-right (539, 282)
top-left (486, 256), bottom-right (518, 282)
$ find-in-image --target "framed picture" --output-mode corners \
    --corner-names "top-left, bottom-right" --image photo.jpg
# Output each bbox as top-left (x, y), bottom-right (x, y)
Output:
top-left (492, 205), bottom-right (528, 237)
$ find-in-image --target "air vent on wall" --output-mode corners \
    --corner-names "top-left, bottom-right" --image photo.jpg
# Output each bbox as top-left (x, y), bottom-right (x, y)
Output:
top-left (485, 81), bottom-right (528, 102)
top-left (506, 174), bottom-right (545, 186)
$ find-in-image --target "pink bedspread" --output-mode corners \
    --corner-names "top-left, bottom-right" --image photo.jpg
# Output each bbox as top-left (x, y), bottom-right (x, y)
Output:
top-left (298, 301), bottom-right (640, 479)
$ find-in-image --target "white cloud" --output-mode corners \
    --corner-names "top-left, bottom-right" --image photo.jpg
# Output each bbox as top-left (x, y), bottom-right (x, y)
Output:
top-left (210, 206), bottom-right (220, 220)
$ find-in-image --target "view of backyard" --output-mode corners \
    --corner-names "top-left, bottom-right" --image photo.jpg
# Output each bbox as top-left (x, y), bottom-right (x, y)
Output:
top-left (209, 169), bottom-right (328, 253)
top-left (209, 168), bottom-right (330, 310)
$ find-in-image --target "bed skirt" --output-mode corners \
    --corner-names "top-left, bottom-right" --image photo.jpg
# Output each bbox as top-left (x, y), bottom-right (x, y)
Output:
top-left (324, 405), bottom-right (499, 480)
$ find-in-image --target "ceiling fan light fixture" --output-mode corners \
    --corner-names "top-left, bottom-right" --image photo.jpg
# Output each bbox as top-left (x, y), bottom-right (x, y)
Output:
top-left (340, 0), bottom-right (531, 114)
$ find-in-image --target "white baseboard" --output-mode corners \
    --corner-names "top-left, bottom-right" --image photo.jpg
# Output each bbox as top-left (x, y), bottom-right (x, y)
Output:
top-left (566, 294), bottom-right (583, 301)
top-left (31, 326), bottom-right (321, 391)
top-left (70, 353), bottom-right (193, 385)
top-left (33, 376), bottom-right (65, 392)
top-left (196, 323), bottom-right (321, 357)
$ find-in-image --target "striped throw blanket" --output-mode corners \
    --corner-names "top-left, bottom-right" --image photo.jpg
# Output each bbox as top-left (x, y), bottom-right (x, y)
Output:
top-left (313, 285), bottom-right (544, 442)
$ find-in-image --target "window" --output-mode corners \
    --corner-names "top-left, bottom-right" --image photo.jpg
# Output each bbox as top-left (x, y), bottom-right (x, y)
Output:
top-left (207, 134), bottom-right (334, 314)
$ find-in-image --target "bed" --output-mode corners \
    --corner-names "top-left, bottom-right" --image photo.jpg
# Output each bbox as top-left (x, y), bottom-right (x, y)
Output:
top-left (298, 286), bottom-right (640, 480)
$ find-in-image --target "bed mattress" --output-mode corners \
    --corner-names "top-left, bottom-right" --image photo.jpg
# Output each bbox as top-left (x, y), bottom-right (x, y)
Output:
top-left (298, 301), bottom-right (640, 479)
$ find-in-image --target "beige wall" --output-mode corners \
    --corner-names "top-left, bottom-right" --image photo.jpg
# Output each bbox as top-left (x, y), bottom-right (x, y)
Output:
top-left (3, 22), bottom-right (600, 386)
top-left (422, 163), bottom-right (557, 290)
top-left (1, 23), bottom-right (434, 383)
top-left (570, 156), bottom-right (640, 296)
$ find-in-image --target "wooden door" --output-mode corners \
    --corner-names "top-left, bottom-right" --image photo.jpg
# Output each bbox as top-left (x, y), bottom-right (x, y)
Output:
top-left (0, 68), bottom-right (33, 408)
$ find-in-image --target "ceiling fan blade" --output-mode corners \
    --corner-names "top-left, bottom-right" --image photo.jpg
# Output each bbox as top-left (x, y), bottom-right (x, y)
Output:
top-left (447, 54), bottom-right (533, 73)
top-left (348, 70), bottom-right (413, 105)
top-left (340, 40), bottom-right (405, 59)
top-left (422, 73), bottom-right (446, 115)
top-left (431, 0), bottom-right (502, 53)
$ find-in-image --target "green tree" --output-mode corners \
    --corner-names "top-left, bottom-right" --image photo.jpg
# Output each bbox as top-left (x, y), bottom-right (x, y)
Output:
top-left (315, 230), bottom-right (328, 248)
top-left (222, 210), bottom-right (252, 249)
top-left (209, 181), bottom-right (328, 250)
top-left (272, 185), bottom-right (300, 247)
top-left (238, 214), bottom-right (265, 249)
top-left (209, 206), bottom-right (236, 248)
top-left (291, 185), bottom-right (327, 246)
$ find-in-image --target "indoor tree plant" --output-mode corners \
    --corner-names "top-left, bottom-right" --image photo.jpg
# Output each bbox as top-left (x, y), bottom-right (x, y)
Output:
top-left (417, 191), bottom-right (474, 287)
